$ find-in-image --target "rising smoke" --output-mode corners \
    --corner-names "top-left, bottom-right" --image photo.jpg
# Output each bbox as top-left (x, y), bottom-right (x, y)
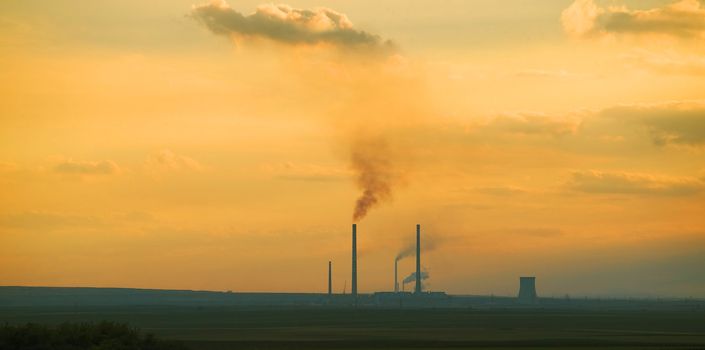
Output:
top-left (346, 74), bottom-right (429, 222)
top-left (351, 138), bottom-right (395, 222)
top-left (190, 1), bottom-right (429, 223)
top-left (402, 270), bottom-right (429, 284)
top-left (395, 244), bottom-right (415, 262)
top-left (396, 234), bottom-right (438, 262)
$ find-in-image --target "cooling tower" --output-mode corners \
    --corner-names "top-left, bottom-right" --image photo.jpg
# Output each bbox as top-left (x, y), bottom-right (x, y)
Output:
top-left (328, 261), bottom-right (332, 296)
top-left (415, 224), bottom-right (421, 294)
top-left (352, 224), bottom-right (357, 297)
top-left (517, 276), bottom-right (537, 304)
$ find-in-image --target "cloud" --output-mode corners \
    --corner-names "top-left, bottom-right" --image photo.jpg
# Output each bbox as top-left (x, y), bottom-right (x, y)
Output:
top-left (481, 100), bottom-right (705, 148)
top-left (264, 162), bottom-right (349, 181)
top-left (623, 50), bottom-right (705, 76)
top-left (114, 211), bottom-right (155, 223)
top-left (515, 69), bottom-right (577, 79)
top-left (471, 186), bottom-right (528, 196)
top-left (0, 161), bottom-right (19, 173)
top-left (478, 112), bottom-right (581, 137)
top-left (53, 159), bottom-right (120, 175)
top-left (0, 211), bottom-right (157, 231)
top-left (599, 101), bottom-right (705, 146)
top-left (418, 99), bottom-right (705, 160)
top-left (568, 170), bottom-right (704, 196)
top-left (497, 227), bottom-right (564, 238)
top-left (562, 0), bottom-right (705, 39)
top-left (0, 211), bottom-right (105, 230)
top-left (146, 149), bottom-right (203, 173)
top-left (190, 1), bottom-right (394, 51)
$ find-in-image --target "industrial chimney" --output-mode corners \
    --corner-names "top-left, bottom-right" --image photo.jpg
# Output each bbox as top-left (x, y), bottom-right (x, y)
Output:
top-left (352, 224), bottom-right (357, 297)
top-left (517, 276), bottom-right (537, 304)
top-left (394, 259), bottom-right (399, 293)
top-left (328, 261), bottom-right (332, 296)
top-left (415, 224), bottom-right (421, 294)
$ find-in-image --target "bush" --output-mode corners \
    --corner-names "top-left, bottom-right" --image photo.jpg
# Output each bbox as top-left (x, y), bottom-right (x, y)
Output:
top-left (0, 322), bottom-right (188, 350)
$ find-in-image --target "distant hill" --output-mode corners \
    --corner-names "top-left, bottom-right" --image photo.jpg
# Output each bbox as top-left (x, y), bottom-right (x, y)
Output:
top-left (0, 286), bottom-right (328, 307)
top-left (1, 286), bottom-right (702, 310)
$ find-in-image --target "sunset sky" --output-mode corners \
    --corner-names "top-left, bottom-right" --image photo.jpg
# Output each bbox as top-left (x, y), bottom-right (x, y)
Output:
top-left (1, 0), bottom-right (704, 298)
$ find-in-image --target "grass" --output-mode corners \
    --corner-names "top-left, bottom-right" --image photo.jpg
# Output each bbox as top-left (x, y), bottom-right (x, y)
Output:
top-left (2, 306), bottom-right (704, 349)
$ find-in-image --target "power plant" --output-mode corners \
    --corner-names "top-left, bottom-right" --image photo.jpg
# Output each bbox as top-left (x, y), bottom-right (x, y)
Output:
top-left (321, 223), bottom-right (543, 308)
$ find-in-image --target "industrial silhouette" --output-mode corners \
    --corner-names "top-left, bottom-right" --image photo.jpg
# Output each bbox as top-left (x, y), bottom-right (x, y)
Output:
top-left (317, 224), bottom-right (546, 307)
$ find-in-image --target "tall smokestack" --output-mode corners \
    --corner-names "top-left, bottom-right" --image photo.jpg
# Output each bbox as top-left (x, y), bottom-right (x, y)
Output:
top-left (394, 259), bottom-right (398, 293)
top-left (328, 261), bottom-right (332, 296)
top-left (352, 224), bottom-right (357, 297)
top-left (415, 224), bottom-right (421, 294)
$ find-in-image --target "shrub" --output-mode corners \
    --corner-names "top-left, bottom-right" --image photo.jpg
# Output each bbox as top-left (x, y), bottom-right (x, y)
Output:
top-left (0, 322), bottom-right (188, 350)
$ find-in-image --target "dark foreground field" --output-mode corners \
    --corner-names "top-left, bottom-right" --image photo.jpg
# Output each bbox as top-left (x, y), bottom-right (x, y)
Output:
top-left (2, 306), bottom-right (705, 349)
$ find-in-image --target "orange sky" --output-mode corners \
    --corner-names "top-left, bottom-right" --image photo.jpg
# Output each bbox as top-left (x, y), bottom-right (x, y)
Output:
top-left (1, 0), bottom-right (704, 297)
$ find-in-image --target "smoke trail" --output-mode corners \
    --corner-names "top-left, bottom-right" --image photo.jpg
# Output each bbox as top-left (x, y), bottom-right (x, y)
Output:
top-left (396, 235), bottom-right (438, 261)
top-left (191, 2), bottom-right (430, 224)
top-left (402, 270), bottom-right (429, 284)
top-left (395, 244), bottom-right (415, 262)
top-left (351, 138), bottom-right (395, 222)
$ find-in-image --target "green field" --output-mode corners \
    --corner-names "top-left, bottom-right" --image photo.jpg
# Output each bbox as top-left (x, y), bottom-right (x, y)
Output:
top-left (2, 306), bottom-right (705, 349)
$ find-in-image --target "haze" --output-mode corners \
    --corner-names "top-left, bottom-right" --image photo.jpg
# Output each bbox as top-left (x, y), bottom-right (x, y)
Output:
top-left (1, 0), bottom-right (704, 298)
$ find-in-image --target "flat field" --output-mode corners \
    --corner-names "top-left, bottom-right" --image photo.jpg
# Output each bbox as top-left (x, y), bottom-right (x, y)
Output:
top-left (2, 306), bottom-right (704, 349)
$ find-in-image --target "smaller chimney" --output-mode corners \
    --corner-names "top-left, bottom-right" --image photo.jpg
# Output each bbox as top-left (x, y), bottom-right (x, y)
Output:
top-left (328, 261), bottom-right (332, 296)
top-left (415, 224), bottom-right (421, 294)
top-left (394, 259), bottom-right (399, 293)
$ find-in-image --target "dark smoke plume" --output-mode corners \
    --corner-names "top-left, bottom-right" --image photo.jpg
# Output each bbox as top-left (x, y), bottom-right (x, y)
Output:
top-left (351, 138), bottom-right (396, 222)
top-left (402, 270), bottom-right (429, 284)
top-left (189, 2), bottom-right (420, 223)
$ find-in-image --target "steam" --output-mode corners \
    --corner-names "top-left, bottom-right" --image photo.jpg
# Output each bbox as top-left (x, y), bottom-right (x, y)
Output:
top-left (351, 138), bottom-right (396, 222)
top-left (402, 270), bottom-right (429, 284)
